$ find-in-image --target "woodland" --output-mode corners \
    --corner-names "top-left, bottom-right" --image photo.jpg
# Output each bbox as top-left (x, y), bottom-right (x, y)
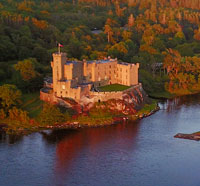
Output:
top-left (1, 0), bottom-right (200, 126)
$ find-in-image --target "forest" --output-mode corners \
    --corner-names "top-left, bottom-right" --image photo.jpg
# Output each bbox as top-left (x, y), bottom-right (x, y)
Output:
top-left (1, 0), bottom-right (200, 126)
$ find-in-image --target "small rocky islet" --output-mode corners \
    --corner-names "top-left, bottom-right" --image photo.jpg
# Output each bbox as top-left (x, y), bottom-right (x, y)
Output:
top-left (174, 132), bottom-right (200, 141)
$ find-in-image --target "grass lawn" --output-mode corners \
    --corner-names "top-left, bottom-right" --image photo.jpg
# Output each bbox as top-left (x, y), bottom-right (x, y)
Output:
top-left (149, 91), bottom-right (174, 99)
top-left (98, 84), bottom-right (131, 92)
top-left (21, 92), bottom-right (43, 118)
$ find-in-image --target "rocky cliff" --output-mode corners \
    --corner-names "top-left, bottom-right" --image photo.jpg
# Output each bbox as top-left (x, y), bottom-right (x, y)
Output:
top-left (59, 84), bottom-right (151, 115)
top-left (89, 85), bottom-right (150, 115)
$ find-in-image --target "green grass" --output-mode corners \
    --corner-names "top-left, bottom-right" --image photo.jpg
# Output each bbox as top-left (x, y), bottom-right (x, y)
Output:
top-left (149, 91), bottom-right (174, 99)
top-left (193, 131), bottom-right (200, 136)
top-left (21, 92), bottom-right (43, 118)
top-left (98, 84), bottom-right (131, 92)
top-left (137, 100), bottom-right (158, 114)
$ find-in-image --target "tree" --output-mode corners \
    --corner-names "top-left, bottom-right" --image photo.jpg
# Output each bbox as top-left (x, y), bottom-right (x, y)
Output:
top-left (122, 30), bottom-right (132, 41)
top-left (128, 14), bottom-right (135, 28)
top-left (104, 24), bottom-right (114, 43)
top-left (32, 46), bottom-right (50, 64)
top-left (108, 42), bottom-right (128, 59)
top-left (68, 38), bottom-right (85, 59)
top-left (14, 59), bottom-right (36, 81)
top-left (0, 84), bottom-right (22, 110)
top-left (8, 107), bottom-right (30, 123)
top-left (0, 109), bottom-right (6, 120)
top-left (176, 44), bottom-right (194, 56)
top-left (38, 103), bottom-right (65, 125)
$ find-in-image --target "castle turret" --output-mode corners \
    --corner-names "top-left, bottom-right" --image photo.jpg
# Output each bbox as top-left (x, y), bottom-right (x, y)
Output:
top-left (51, 52), bottom-right (67, 94)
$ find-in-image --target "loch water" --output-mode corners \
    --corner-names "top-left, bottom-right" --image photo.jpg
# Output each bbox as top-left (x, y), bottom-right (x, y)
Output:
top-left (1, 94), bottom-right (200, 186)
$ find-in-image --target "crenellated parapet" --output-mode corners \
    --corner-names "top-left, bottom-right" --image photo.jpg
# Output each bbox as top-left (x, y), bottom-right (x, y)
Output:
top-left (41, 52), bottom-right (140, 104)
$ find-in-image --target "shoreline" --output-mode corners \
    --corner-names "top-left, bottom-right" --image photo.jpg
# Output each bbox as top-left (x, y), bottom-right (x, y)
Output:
top-left (45, 105), bottom-right (160, 130)
top-left (149, 90), bottom-right (200, 100)
top-left (0, 104), bottom-right (160, 135)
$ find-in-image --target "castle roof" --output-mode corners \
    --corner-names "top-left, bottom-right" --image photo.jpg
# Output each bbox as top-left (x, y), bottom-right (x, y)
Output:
top-left (65, 61), bottom-right (79, 65)
top-left (118, 62), bottom-right (130, 66)
top-left (87, 59), bottom-right (111, 64)
top-left (65, 59), bottom-right (116, 65)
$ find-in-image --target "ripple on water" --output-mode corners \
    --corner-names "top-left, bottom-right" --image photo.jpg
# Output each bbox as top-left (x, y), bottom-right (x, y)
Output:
top-left (1, 94), bottom-right (200, 186)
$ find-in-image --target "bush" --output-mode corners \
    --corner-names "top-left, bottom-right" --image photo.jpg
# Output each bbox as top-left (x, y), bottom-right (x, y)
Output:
top-left (38, 103), bottom-right (65, 125)
top-left (8, 107), bottom-right (30, 123)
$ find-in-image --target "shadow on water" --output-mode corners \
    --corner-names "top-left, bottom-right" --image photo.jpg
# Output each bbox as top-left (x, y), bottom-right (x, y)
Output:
top-left (0, 131), bottom-right (23, 144)
top-left (40, 129), bottom-right (80, 144)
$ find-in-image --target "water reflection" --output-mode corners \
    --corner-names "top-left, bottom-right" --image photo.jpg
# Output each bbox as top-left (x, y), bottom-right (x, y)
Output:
top-left (53, 121), bottom-right (140, 181)
top-left (1, 94), bottom-right (200, 186)
top-left (40, 129), bottom-right (79, 144)
top-left (159, 93), bottom-right (200, 112)
top-left (0, 131), bottom-right (23, 144)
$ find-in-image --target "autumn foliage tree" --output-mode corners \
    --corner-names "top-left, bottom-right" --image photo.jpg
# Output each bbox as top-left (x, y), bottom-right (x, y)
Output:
top-left (163, 49), bottom-right (200, 94)
top-left (14, 59), bottom-right (37, 81)
top-left (0, 84), bottom-right (22, 110)
top-left (2, 0), bottom-right (200, 97)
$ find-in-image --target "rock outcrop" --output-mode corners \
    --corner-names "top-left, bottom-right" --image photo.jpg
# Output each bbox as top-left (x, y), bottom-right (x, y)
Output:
top-left (58, 84), bottom-right (150, 115)
top-left (174, 132), bottom-right (200, 141)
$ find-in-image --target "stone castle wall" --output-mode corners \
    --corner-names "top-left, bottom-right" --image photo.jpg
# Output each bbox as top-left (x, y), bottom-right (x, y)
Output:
top-left (89, 83), bottom-right (142, 103)
top-left (41, 52), bottom-right (141, 105)
top-left (90, 91), bottom-right (123, 102)
top-left (40, 89), bottom-right (55, 103)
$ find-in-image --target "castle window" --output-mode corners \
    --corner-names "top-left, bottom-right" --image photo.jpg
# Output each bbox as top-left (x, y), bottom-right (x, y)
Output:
top-left (110, 65), bottom-right (111, 68)
top-left (62, 85), bottom-right (65, 90)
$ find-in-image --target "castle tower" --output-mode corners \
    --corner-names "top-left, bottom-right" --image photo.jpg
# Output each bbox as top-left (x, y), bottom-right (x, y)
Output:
top-left (51, 52), bottom-right (67, 93)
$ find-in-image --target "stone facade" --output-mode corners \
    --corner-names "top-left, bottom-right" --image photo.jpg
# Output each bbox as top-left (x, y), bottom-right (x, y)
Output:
top-left (40, 52), bottom-right (139, 104)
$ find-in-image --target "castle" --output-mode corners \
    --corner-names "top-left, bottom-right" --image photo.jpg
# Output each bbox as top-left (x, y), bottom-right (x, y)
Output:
top-left (40, 52), bottom-right (140, 105)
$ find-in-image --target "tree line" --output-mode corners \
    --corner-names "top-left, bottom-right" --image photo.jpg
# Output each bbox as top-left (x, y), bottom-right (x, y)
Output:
top-left (1, 0), bottom-right (200, 123)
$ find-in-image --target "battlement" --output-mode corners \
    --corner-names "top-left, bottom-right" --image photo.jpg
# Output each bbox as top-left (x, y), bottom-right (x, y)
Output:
top-left (53, 52), bottom-right (67, 56)
top-left (41, 52), bottom-right (139, 102)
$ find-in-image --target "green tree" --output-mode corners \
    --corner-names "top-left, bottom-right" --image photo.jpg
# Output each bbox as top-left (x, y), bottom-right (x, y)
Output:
top-left (0, 84), bottom-right (22, 110)
top-left (32, 46), bottom-right (50, 64)
top-left (38, 103), bottom-right (65, 125)
top-left (8, 107), bottom-right (30, 123)
top-left (108, 42), bottom-right (128, 59)
top-left (68, 38), bottom-right (85, 59)
top-left (176, 44), bottom-right (194, 57)
top-left (14, 59), bottom-right (36, 81)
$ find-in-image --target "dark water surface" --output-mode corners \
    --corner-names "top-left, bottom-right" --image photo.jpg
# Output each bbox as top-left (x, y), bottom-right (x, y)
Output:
top-left (1, 95), bottom-right (200, 186)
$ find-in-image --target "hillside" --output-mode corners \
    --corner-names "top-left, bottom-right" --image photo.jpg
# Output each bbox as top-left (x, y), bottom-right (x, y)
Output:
top-left (1, 0), bottom-right (200, 95)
